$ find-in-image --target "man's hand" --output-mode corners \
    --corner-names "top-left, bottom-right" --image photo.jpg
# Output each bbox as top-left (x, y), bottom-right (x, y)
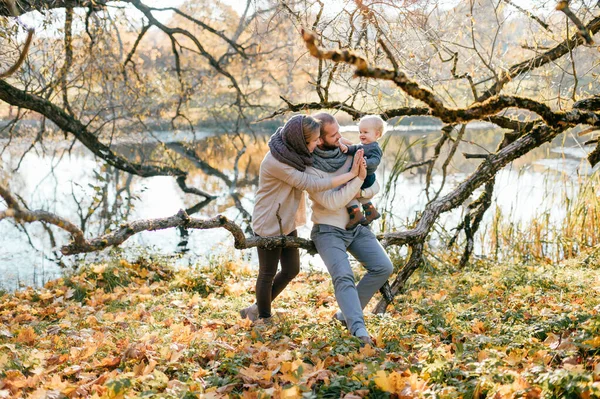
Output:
top-left (339, 137), bottom-right (353, 146)
top-left (350, 149), bottom-right (364, 176)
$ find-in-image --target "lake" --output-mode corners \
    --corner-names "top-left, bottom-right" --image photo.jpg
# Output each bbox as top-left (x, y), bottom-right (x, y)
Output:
top-left (0, 123), bottom-right (593, 290)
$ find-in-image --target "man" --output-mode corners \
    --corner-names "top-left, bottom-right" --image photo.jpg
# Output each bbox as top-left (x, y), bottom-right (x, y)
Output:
top-left (308, 112), bottom-right (393, 346)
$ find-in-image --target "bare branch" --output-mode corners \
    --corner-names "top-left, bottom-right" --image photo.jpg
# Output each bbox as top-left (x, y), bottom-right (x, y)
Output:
top-left (0, 0), bottom-right (105, 16)
top-left (0, 28), bottom-right (33, 79)
top-left (258, 97), bottom-right (365, 121)
top-left (556, 1), bottom-right (595, 45)
top-left (478, 14), bottom-right (600, 101)
top-left (502, 0), bottom-right (552, 32)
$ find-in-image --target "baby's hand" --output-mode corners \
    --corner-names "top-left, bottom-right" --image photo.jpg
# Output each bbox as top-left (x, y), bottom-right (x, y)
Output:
top-left (339, 142), bottom-right (348, 153)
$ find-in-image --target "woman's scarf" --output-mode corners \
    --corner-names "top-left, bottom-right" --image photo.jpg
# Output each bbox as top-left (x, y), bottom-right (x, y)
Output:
top-left (268, 115), bottom-right (312, 171)
top-left (312, 146), bottom-right (348, 173)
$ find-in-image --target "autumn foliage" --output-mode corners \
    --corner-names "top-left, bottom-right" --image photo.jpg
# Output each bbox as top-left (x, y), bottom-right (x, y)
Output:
top-left (0, 251), bottom-right (599, 398)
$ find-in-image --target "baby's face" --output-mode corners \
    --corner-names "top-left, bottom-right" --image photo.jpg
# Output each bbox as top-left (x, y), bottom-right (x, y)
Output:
top-left (358, 120), bottom-right (380, 145)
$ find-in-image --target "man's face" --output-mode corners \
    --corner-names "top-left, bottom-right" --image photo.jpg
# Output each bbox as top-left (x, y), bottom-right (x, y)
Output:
top-left (319, 121), bottom-right (341, 150)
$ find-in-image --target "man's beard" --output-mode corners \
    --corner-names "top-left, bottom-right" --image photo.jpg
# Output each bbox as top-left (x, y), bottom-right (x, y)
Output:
top-left (319, 141), bottom-right (339, 151)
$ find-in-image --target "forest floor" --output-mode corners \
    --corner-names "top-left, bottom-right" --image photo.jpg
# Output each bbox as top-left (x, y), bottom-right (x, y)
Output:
top-left (1, 249), bottom-right (600, 398)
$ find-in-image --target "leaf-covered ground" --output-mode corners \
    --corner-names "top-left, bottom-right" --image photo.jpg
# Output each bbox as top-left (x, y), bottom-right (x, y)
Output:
top-left (1, 251), bottom-right (600, 398)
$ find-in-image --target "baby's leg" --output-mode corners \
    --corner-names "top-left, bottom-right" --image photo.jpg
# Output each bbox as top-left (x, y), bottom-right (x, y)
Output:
top-left (347, 199), bottom-right (360, 207)
top-left (357, 181), bottom-right (381, 225)
top-left (346, 199), bottom-right (365, 229)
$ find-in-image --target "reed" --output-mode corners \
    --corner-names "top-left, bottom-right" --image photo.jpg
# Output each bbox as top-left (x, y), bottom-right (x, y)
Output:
top-left (481, 170), bottom-right (600, 264)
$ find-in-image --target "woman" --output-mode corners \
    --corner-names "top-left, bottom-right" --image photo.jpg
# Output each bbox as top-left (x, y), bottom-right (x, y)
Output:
top-left (241, 114), bottom-right (363, 323)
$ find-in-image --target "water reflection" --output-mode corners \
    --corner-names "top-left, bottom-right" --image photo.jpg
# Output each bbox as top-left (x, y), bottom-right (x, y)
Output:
top-left (0, 125), bottom-right (592, 290)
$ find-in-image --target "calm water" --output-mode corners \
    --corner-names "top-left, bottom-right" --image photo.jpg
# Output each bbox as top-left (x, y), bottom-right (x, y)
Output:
top-left (0, 124), bottom-right (593, 290)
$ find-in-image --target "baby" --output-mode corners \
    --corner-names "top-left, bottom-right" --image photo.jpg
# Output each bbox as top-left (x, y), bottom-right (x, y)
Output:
top-left (339, 115), bottom-right (385, 229)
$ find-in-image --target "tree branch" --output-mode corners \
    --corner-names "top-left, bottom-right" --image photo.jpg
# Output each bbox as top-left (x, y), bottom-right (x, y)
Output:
top-left (556, 1), bottom-right (595, 45)
top-left (0, 28), bottom-right (33, 79)
top-left (477, 14), bottom-right (600, 101)
top-left (0, 80), bottom-right (214, 199)
top-left (301, 29), bottom-right (600, 128)
top-left (502, 0), bottom-right (551, 32)
top-left (0, 183), bottom-right (315, 256)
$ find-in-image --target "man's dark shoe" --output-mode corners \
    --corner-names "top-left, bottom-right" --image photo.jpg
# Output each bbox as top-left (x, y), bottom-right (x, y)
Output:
top-left (361, 202), bottom-right (381, 225)
top-left (346, 205), bottom-right (367, 229)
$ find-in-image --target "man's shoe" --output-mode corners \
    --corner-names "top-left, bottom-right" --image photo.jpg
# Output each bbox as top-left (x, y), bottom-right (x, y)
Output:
top-left (332, 311), bottom-right (348, 329)
top-left (357, 335), bottom-right (374, 347)
top-left (240, 304), bottom-right (259, 322)
top-left (361, 202), bottom-right (381, 225)
top-left (346, 205), bottom-right (367, 229)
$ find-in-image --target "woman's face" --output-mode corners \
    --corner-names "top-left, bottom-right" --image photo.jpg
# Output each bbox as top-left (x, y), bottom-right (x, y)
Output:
top-left (306, 130), bottom-right (321, 153)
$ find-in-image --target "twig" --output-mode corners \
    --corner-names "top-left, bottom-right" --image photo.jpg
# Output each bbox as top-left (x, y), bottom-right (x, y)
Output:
top-left (463, 153), bottom-right (490, 159)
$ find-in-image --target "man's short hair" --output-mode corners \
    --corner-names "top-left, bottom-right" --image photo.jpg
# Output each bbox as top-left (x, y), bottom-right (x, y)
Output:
top-left (313, 112), bottom-right (337, 138)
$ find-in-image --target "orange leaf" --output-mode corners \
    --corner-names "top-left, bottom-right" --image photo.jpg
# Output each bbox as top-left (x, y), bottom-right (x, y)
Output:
top-left (16, 327), bottom-right (36, 346)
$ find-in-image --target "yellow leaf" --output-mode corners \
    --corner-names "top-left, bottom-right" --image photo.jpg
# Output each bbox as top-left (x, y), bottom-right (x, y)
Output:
top-left (583, 336), bottom-right (600, 348)
top-left (505, 350), bottom-right (524, 366)
top-left (373, 370), bottom-right (390, 392)
top-left (281, 386), bottom-right (301, 399)
top-left (359, 344), bottom-right (378, 357)
top-left (92, 264), bottom-right (106, 274)
top-left (237, 317), bottom-right (252, 329)
top-left (477, 350), bottom-right (489, 362)
top-left (543, 332), bottom-right (561, 349)
top-left (80, 345), bottom-right (97, 360)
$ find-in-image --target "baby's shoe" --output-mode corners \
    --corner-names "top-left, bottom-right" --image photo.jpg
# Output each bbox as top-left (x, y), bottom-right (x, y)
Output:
top-left (346, 205), bottom-right (367, 229)
top-left (361, 202), bottom-right (381, 225)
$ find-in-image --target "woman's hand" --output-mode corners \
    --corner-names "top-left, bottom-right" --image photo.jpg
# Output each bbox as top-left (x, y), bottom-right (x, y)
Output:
top-left (350, 149), bottom-right (364, 176)
top-left (358, 156), bottom-right (367, 180)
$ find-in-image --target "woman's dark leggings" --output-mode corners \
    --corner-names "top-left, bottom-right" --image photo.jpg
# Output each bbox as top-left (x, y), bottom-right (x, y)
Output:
top-left (256, 230), bottom-right (300, 318)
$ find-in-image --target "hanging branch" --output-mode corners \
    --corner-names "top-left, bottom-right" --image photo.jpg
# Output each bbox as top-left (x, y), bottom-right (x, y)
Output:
top-left (301, 28), bottom-right (600, 128)
top-left (0, 185), bottom-right (86, 245)
top-left (0, 29), bottom-right (33, 79)
top-left (0, 79), bottom-right (215, 200)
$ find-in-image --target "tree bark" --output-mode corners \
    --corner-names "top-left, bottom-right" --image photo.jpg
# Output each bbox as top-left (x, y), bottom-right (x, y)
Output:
top-left (0, 0), bottom-right (106, 16)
